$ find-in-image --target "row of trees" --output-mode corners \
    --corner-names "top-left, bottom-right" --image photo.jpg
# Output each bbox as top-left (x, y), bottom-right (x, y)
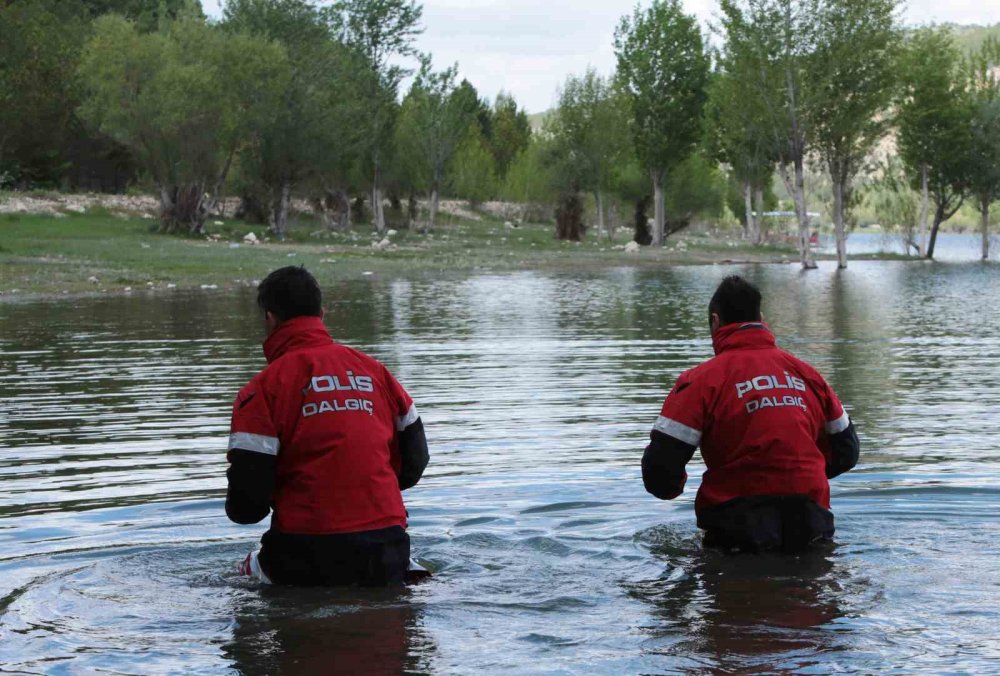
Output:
top-left (539, 0), bottom-right (999, 265)
top-left (1, 0), bottom-right (531, 236)
top-left (2, 0), bottom-right (998, 262)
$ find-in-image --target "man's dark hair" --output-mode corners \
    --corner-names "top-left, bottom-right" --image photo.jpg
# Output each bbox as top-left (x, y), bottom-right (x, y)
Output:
top-left (709, 275), bottom-right (762, 326)
top-left (257, 266), bottom-right (322, 321)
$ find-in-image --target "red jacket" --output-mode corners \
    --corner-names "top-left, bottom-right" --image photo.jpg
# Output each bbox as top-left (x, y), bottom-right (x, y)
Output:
top-left (654, 322), bottom-right (849, 513)
top-left (228, 316), bottom-right (418, 534)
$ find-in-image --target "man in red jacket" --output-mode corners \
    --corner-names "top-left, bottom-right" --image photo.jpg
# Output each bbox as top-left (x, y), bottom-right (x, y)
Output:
top-left (642, 275), bottom-right (859, 552)
top-left (227, 266), bottom-right (428, 585)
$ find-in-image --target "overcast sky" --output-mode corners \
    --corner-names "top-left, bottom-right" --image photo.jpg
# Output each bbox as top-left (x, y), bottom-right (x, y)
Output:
top-left (202, 0), bottom-right (1000, 113)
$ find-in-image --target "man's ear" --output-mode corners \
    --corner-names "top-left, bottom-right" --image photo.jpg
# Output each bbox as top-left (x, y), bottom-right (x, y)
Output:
top-left (710, 312), bottom-right (721, 336)
top-left (264, 311), bottom-right (280, 335)
top-left (319, 307), bottom-right (325, 320)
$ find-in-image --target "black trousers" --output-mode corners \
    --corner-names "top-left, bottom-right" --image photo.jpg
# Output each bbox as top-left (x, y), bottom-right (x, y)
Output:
top-left (258, 525), bottom-right (410, 587)
top-left (697, 495), bottom-right (835, 554)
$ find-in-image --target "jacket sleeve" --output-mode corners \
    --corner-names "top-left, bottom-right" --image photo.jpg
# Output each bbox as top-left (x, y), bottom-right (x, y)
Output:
top-left (819, 380), bottom-right (860, 479)
top-left (226, 380), bottom-right (280, 524)
top-left (384, 366), bottom-right (429, 490)
top-left (643, 369), bottom-right (705, 500)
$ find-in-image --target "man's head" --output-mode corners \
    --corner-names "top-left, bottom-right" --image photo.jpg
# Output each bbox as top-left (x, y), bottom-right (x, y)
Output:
top-left (257, 266), bottom-right (323, 335)
top-left (708, 275), bottom-right (762, 335)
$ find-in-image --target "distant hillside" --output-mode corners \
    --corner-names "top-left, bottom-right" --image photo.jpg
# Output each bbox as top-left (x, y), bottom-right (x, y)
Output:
top-left (527, 110), bottom-right (551, 133)
top-left (947, 23), bottom-right (1000, 54)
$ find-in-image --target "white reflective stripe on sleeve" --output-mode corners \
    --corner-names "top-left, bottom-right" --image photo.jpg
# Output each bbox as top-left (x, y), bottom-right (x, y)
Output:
top-left (396, 403), bottom-right (419, 431)
top-left (228, 432), bottom-right (279, 455)
top-left (825, 410), bottom-right (851, 435)
top-left (653, 416), bottom-right (701, 447)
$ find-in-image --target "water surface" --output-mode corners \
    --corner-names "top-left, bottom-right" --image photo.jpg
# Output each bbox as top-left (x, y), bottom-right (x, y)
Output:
top-left (1, 261), bottom-right (998, 673)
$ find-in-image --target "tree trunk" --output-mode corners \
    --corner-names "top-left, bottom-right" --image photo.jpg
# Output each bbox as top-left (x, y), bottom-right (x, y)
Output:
top-left (607, 200), bottom-right (618, 243)
top-left (595, 190), bottom-right (605, 236)
top-left (743, 181), bottom-right (753, 240)
top-left (273, 180), bottom-right (291, 240)
top-left (158, 185), bottom-right (176, 233)
top-left (981, 196), bottom-right (991, 261)
top-left (753, 186), bottom-right (764, 245)
top-left (652, 170), bottom-right (665, 246)
top-left (634, 196), bottom-right (652, 245)
top-left (926, 201), bottom-right (945, 259)
top-left (793, 156), bottom-right (816, 269)
top-left (832, 175), bottom-right (848, 269)
top-left (429, 181), bottom-right (440, 231)
top-left (372, 163), bottom-right (386, 234)
top-left (555, 192), bottom-right (584, 241)
top-left (917, 162), bottom-right (929, 257)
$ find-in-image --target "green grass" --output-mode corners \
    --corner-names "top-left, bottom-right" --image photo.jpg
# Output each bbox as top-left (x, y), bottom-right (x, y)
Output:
top-left (0, 208), bottom-right (811, 298)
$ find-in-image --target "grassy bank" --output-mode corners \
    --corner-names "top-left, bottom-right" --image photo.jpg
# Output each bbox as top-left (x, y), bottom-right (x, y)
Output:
top-left (0, 209), bottom-right (868, 299)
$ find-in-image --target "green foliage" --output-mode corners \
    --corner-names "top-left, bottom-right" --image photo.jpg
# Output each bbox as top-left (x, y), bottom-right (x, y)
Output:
top-left (0, 0), bottom-right (89, 185)
top-left (808, 0), bottom-right (901, 188)
top-left (77, 14), bottom-right (288, 230)
top-left (897, 27), bottom-right (974, 230)
top-left (79, 0), bottom-right (204, 32)
top-left (664, 153), bottom-right (726, 221)
top-left (548, 69), bottom-right (630, 196)
top-left (501, 138), bottom-right (556, 206)
top-left (614, 0), bottom-right (710, 181)
top-left (395, 57), bottom-right (473, 196)
top-left (448, 124), bottom-right (496, 206)
top-left (967, 38), bottom-right (1000, 210)
top-left (487, 92), bottom-right (532, 179)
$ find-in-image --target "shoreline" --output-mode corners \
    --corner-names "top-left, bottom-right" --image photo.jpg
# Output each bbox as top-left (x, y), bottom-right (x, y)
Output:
top-left (0, 210), bottom-right (923, 303)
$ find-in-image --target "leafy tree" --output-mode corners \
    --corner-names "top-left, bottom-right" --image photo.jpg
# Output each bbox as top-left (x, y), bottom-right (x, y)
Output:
top-left (808, 0), bottom-right (901, 268)
top-left (549, 69), bottom-right (630, 237)
top-left (395, 56), bottom-right (473, 229)
top-left (0, 1), bottom-right (88, 186)
top-left (705, 67), bottom-right (777, 245)
top-left (447, 123), bottom-right (496, 207)
top-left (501, 137), bottom-right (556, 220)
top-left (967, 37), bottom-right (1000, 260)
top-left (615, 0), bottom-right (710, 246)
top-left (223, 0), bottom-right (364, 237)
top-left (334, 0), bottom-right (423, 233)
top-left (487, 92), bottom-right (532, 179)
top-left (897, 27), bottom-right (973, 259)
top-left (719, 0), bottom-right (820, 267)
top-left (80, 0), bottom-right (204, 32)
top-left (77, 14), bottom-right (287, 232)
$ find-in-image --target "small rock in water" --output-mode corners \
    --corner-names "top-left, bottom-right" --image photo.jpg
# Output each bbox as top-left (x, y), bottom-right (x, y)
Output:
top-left (287, 252), bottom-right (297, 257)
top-left (166, 283), bottom-right (177, 289)
top-left (243, 232), bottom-right (258, 245)
top-left (200, 284), bottom-right (218, 290)
top-left (124, 287), bottom-right (132, 292)
top-left (624, 241), bottom-right (640, 254)
top-left (229, 243), bottom-right (240, 249)
top-left (362, 271), bottom-right (374, 276)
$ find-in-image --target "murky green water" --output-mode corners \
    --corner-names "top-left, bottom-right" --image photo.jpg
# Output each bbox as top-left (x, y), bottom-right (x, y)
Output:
top-left (1, 262), bottom-right (998, 673)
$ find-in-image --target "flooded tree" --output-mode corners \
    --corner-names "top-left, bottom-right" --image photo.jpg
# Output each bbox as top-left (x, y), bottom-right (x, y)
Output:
top-left (808, 0), bottom-right (901, 269)
top-left (719, 0), bottom-right (818, 268)
top-left (967, 38), bottom-right (1000, 260)
top-left (615, 0), bottom-right (709, 247)
top-left (897, 28), bottom-right (973, 259)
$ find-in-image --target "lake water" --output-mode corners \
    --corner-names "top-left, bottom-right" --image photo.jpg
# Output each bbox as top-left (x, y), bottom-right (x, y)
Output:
top-left (2, 261), bottom-right (998, 674)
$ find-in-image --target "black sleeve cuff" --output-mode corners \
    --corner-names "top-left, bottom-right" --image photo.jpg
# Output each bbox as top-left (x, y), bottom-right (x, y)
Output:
top-left (826, 421), bottom-right (860, 479)
top-left (397, 418), bottom-right (429, 491)
top-left (642, 430), bottom-right (697, 500)
top-left (226, 448), bottom-right (276, 524)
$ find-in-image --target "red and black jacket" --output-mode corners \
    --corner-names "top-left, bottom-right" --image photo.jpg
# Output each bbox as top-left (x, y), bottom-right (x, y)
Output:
top-left (225, 316), bottom-right (428, 541)
top-left (642, 322), bottom-right (859, 529)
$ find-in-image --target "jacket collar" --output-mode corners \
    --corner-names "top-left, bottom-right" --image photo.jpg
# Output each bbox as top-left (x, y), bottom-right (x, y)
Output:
top-left (263, 315), bottom-right (332, 363)
top-left (711, 321), bottom-right (776, 355)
